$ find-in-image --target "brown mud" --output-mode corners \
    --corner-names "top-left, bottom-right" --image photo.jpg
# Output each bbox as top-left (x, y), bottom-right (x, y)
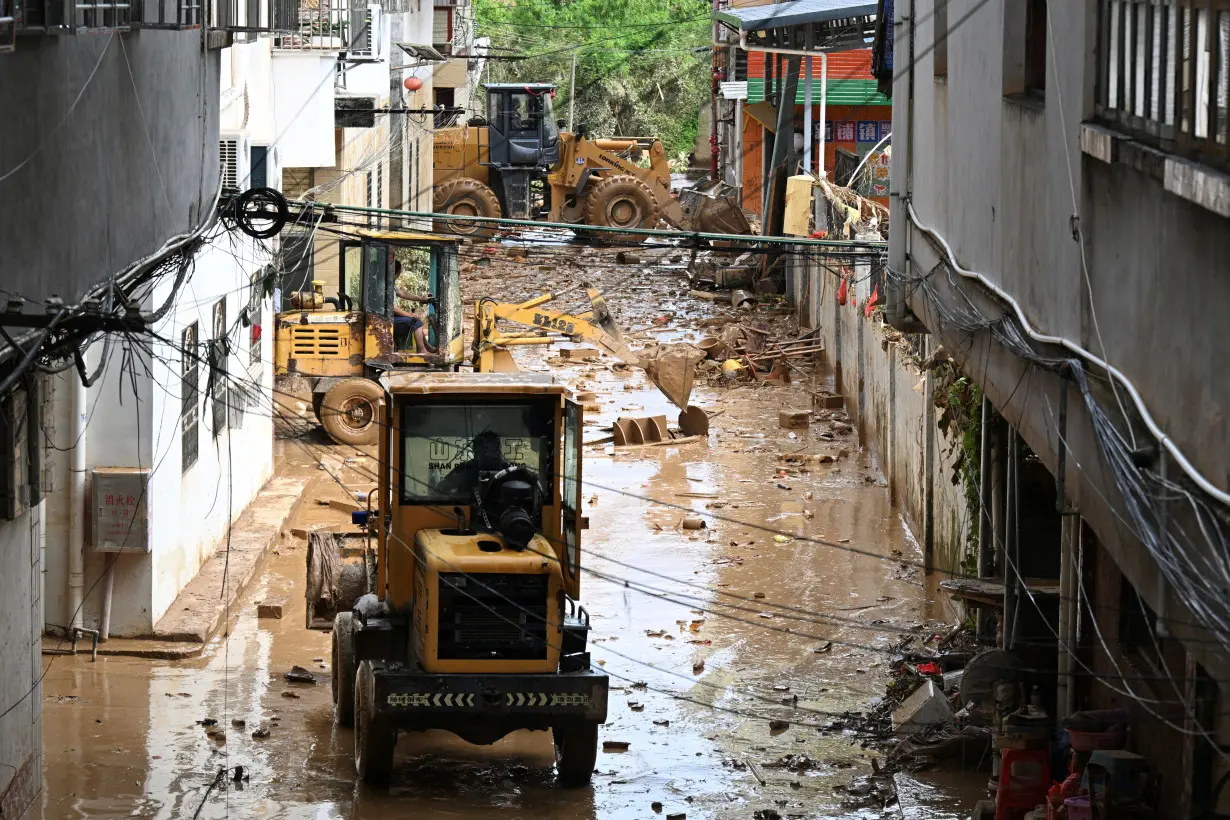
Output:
top-left (39, 240), bottom-right (984, 819)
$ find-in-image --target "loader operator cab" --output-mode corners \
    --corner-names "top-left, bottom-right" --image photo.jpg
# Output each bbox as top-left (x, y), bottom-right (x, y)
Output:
top-left (484, 83), bottom-right (560, 169)
top-left (319, 372), bottom-right (606, 787)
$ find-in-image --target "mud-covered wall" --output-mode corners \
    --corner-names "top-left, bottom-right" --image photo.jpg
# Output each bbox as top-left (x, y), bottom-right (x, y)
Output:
top-left (794, 254), bottom-right (971, 580)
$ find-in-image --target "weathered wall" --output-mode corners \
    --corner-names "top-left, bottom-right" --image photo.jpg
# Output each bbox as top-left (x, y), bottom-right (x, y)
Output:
top-left (795, 254), bottom-right (971, 581)
top-left (0, 32), bottom-right (220, 311)
top-left (0, 506), bottom-right (43, 818)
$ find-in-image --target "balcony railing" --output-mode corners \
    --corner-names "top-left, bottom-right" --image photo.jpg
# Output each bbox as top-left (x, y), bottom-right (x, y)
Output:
top-left (273, 0), bottom-right (368, 51)
top-left (1097, 0), bottom-right (1230, 171)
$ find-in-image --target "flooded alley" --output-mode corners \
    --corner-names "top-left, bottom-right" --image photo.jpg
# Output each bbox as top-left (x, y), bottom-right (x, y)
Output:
top-left (39, 244), bottom-right (981, 820)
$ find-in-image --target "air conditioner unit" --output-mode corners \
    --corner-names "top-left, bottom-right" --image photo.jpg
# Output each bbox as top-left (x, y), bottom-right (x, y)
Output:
top-left (219, 132), bottom-right (252, 191)
top-left (348, 4), bottom-right (379, 57)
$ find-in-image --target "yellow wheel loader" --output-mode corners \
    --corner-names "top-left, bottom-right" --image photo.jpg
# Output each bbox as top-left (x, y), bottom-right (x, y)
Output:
top-left (433, 83), bottom-right (751, 239)
top-left (275, 228), bottom-right (700, 446)
top-left (273, 227), bottom-right (465, 446)
top-left (312, 371), bottom-right (607, 786)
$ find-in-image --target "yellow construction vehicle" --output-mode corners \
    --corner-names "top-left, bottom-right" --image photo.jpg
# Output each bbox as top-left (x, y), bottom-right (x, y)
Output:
top-left (433, 83), bottom-right (751, 238)
top-left (315, 371), bottom-right (606, 785)
top-left (273, 227), bottom-right (465, 445)
top-left (276, 226), bottom-right (701, 445)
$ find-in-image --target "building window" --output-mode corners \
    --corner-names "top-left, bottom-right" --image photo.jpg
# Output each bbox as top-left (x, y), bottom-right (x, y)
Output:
top-left (366, 170), bottom-right (376, 226)
top-left (1004, 0), bottom-right (1047, 99)
top-left (251, 145), bottom-right (269, 189)
top-left (934, 0), bottom-right (948, 77)
top-left (248, 274), bottom-right (263, 368)
top-left (181, 322), bottom-right (200, 472)
top-left (1025, 0), bottom-right (1047, 95)
top-left (376, 161), bottom-right (384, 226)
top-left (210, 299), bottom-right (228, 438)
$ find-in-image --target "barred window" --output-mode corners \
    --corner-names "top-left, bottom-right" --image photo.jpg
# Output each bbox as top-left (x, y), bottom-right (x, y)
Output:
top-left (181, 322), bottom-right (200, 472)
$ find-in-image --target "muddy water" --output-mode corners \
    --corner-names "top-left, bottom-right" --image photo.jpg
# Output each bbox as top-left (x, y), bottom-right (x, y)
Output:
top-left (39, 245), bottom-right (984, 818)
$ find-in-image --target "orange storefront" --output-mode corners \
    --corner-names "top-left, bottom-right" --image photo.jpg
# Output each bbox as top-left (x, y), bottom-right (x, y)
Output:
top-left (738, 48), bottom-right (891, 213)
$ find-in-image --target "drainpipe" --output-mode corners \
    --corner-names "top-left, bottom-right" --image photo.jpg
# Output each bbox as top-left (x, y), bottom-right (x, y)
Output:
top-left (710, 0), bottom-right (720, 179)
top-left (68, 373), bottom-right (86, 631)
top-left (886, 0), bottom-right (914, 324)
top-left (99, 559), bottom-right (115, 641)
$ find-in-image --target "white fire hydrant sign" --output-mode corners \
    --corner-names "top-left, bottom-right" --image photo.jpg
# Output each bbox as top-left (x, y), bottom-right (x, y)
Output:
top-left (91, 467), bottom-right (151, 552)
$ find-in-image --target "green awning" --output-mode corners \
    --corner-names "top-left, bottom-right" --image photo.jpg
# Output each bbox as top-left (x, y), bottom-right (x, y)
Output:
top-left (747, 78), bottom-right (890, 107)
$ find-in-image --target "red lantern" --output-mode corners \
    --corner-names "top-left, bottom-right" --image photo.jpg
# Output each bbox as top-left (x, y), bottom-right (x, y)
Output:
top-left (403, 76), bottom-right (423, 92)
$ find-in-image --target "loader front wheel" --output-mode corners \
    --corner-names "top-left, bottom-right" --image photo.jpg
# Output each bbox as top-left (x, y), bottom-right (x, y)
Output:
top-left (319, 378), bottom-right (382, 447)
top-left (583, 174), bottom-right (660, 243)
top-left (433, 178), bottom-right (501, 238)
top-left (355, 661), bottom-right (396, 785)
top-left (553, 722), bottom-right (599, 787)
top-left (331, 612), bottom-right (357, 727)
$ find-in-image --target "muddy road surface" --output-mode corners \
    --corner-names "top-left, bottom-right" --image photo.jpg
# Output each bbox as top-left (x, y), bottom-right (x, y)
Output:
top-left (39, 242), bottom-right (982, 819)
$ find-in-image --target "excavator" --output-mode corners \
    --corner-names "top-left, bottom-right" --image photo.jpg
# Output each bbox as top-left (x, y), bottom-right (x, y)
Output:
top-left (274, 226), bottom-right (698, 445)
top-left (433, 83), bottom-right (750, 239)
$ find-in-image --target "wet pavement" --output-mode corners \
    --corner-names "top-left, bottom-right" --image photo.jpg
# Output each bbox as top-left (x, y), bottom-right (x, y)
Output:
top-left (39, 243), bottom-right (984, 819)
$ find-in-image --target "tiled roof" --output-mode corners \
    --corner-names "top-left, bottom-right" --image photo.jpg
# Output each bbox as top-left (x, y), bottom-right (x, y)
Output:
top-left (746, 78), bottom-right (890, 106)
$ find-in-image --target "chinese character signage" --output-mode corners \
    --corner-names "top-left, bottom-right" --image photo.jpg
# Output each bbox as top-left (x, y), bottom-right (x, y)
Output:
top-left (835, 121), bottom-right (856, 142)
top-left (92, 468), bottom-right (151, 552)
top-left (857, 121), bottom-right (878, 142)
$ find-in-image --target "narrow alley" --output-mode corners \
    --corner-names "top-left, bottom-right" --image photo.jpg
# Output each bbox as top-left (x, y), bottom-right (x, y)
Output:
top-left (39, 245), bottom-right (978, 819)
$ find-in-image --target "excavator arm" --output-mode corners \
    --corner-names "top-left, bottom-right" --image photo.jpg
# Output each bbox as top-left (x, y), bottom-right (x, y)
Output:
top-left (471, 289), bottom-right (697, 408)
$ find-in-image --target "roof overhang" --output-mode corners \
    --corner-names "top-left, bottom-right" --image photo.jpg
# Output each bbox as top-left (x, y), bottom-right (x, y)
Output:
top-left (397, 42), bottom-right (449, 62)
top-left (715, 0), bottom-right (878, 33)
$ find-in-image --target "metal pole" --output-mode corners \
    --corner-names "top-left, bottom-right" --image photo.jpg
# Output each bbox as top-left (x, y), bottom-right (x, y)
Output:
top-left (817, 52), bottom-right (828, 178)
top-left (1057, 514), bottom-right (1077, 719)
top-left (568, 49), bottom-right (577, 132)
top-left (710, 0), bottom-right (721, 179)
top-left (977, 394), bottom-right (996, 643)
top-left (802, 27), bottom-right (813, 174)
top-left (1004, 428), bottom-right (1019, 650)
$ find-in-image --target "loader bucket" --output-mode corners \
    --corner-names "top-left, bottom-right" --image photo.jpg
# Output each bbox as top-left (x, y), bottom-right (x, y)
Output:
top-left (678, 181), bottom-right (753, 236)
top-left (639, 343), bottom-right (705, 409)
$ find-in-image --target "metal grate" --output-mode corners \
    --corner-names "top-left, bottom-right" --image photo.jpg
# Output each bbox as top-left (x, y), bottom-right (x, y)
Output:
top-left (220, 139), bottom-right (239, 190)
top-left (1097, 0), bottom-right (1230, 170)
top-left (181, 323), bottom-right (200, 472)
top-left (133, 0), bottom-right (200, 28)
top-left (290, 326), bottom-right (343, 356)
top-left (437, 572), bottom-right (549, 660)
top-left (208, 0), bottom-right (293, 32)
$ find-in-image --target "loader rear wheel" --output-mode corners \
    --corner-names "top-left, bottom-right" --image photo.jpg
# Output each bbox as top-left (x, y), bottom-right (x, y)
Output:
top-left (583, 174), bottom-right (660, 243)
top-left (433, 178), bottom-right (501, 238)
top-left (553, 722), bottom-right (599, 787)
top-left (355, 661), bottom-right (396, 785)
top-left (331, 612), bottom-right (357, 728)
top-left (319, 378), bottom-right (382, 447)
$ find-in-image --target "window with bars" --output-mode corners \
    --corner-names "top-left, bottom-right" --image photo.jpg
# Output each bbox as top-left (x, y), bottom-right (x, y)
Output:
top-left (1097, 0), bottom-right (1230, 170)
top-left (210, 299), bottom-right (228, 438)
top-left (933, 0), bottom-right (948, 78)
top-left (366, 169), bottom-right (376, 226)
top-left (208, 0), bottom-right (294, 33)
top-left (182, 322), bottom-right (200, 472)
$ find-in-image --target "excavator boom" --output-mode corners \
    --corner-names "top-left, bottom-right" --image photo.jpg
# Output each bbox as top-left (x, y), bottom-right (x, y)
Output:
top-left (471, 289), bottom-right (697, 408)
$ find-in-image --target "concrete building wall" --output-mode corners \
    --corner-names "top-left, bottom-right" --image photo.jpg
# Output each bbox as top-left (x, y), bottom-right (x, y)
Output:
top-left (0, 505), bottom-right (44, 818)
top-left (795, 254), bottom-right (970, 580)
top-left (888, 0), bottom-right (1230, 805)
top-left (0, 30), bottom-right (222, 815)
top-left (0, 33), bottom-right (220, 309)
top-left (41, 38), bottom-right (279, 638)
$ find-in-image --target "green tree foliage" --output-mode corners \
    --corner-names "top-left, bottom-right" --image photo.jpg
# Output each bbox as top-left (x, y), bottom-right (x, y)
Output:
top-left (474, 0), bottom-right (712, 160)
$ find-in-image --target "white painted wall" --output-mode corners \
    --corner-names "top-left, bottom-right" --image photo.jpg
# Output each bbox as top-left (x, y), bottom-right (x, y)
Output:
top-left (42, 38), bottom-right (288, 637)
top-left (272, 53), bottom-right (339, 168)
